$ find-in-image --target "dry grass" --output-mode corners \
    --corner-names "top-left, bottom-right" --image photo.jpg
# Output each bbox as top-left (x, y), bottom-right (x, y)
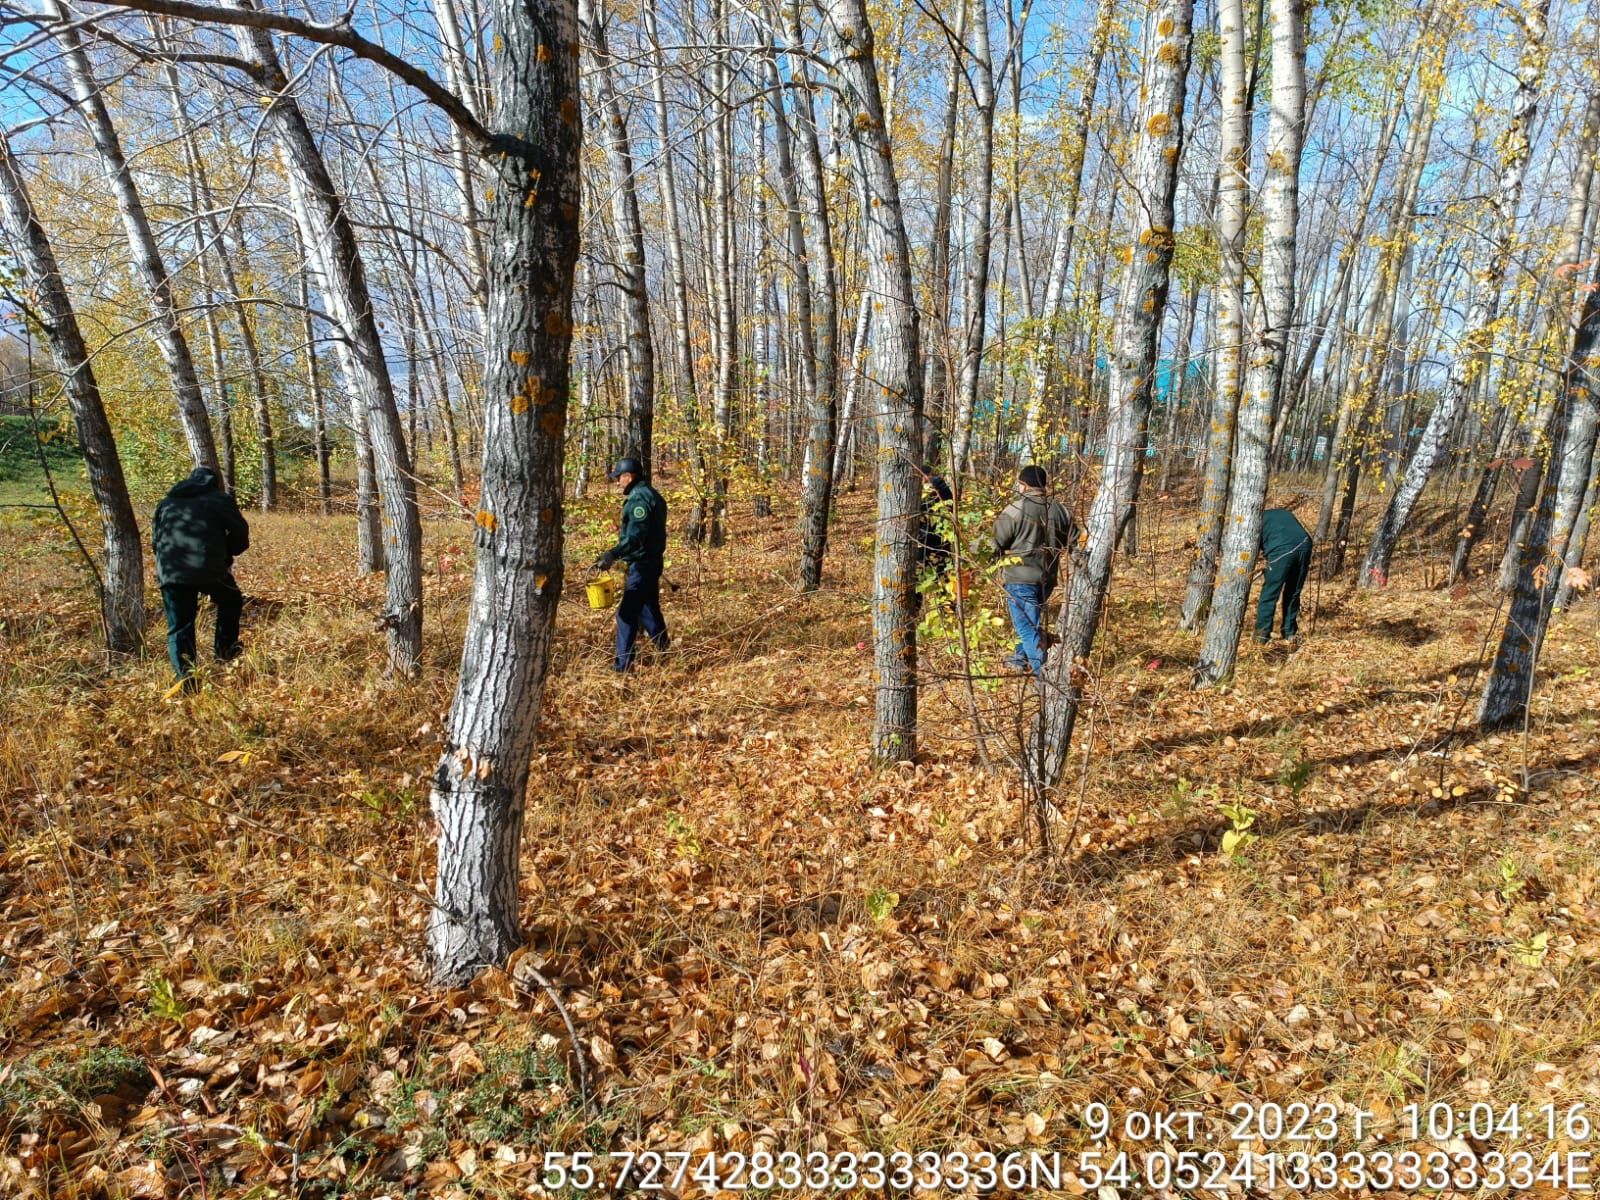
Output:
top-left (3, 481), bottom-right (1600, 1198)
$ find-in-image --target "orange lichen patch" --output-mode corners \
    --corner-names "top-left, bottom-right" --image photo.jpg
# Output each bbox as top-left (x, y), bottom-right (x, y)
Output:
top-left (510, 390), bottom-right (531, 415)
top-left (540, 409), bottom-right (565, 437)
top-left (474, 508), bottom-right (497, 531)
top-left (537, 43), bottom-right (552, 63)
top-left (560, 99), bottom-right (578, 126)
top-left (509, 350), bottom-right (531, 366)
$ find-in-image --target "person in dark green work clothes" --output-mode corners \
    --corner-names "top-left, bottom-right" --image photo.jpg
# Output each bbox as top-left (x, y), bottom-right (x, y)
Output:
top-left (1256, 508), bottom-right (1314, 645)
top-left (151, 466), bottom-right (250, 692)
top-left (593, 457), bottom-right (670, 671)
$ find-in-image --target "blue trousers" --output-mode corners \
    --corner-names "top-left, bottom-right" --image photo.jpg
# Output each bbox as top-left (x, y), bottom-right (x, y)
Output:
top-left (1003, 582), bottom-right (1046, 674)
top-left (161, 575), bottom-right (244, 679)
top-left (615, 565), bottom-right (669, 671)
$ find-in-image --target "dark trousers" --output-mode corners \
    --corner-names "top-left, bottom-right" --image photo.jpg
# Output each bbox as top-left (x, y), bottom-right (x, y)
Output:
top-left (1256, 540), bottom-right (1312, 641)
top-left (161, 575), bottom-right (244, 678)
top-left (615, 564), bottom-right (668, 671)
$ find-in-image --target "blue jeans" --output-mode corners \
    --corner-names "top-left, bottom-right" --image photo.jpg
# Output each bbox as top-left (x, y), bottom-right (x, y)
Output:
top-left (1003, 582), bottom-right (1046, 674)
top-left (615, 564), bottom-right (669, 671)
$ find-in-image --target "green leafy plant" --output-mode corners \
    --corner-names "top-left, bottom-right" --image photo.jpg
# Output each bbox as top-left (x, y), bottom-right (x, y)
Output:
top-left (1511, 931), bottom-right (1549, 968)
top-left (1218, 800), bottom-right (1258, 862)
top-left (665, 811), bottom-right (702, 859)
top-left (865, 888), bottom-right (900, 922)
top-left (1498, 855), bottom-right (1524, 902)
top-left (145, 972), bottom-right (185, 1023)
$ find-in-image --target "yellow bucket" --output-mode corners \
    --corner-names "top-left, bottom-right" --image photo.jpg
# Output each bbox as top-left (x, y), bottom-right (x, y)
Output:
top-left (586, 577), bottom-right (617, 609)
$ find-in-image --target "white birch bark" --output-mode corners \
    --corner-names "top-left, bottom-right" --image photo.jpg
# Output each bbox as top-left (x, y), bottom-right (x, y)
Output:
top-left (1362, 0), bottom-right (1550, 586)
top-left (1178, 0), bottom-right (1249, 630)
top-left (1029, 0), bottom-right (1195, 799)
top-left (52, 10), bottom-right (219, 475)
top-left (0, 130), bottom-right (146, 653)
top-left (826, 0), bottom-right (925, 760)
top-left (1195, 0), bottom-right (1305, 684)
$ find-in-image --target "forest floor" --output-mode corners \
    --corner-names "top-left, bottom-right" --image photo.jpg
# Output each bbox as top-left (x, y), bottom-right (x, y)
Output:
top-left (3, 478), bottom-right (1600, 1199)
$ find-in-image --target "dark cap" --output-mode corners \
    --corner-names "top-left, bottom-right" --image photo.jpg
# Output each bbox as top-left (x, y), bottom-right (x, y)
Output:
top-left (607, 457), bottom-right (643, 481)
top-left (1019, 464), bottom-right (1047, 490)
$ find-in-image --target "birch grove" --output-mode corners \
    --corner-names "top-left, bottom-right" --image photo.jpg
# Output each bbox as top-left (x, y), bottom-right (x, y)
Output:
top-left (3, 0), bottom-right (1599, 988)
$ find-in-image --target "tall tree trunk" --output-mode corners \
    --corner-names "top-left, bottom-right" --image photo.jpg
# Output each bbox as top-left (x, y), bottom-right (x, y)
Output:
top-left (1195, 0), bottom-right (1305, 684)
top-left (1020, 0), bottom-right (1113, 464)
top-left (432, 0), bottom-right (491, 327)
top-left (582, 0), bottom-right (655, 476)
top-left (922, 0), bottom-right (965, 455)
top-left (834, 290), bottom-right (873, 483)
top-left (949, 0), bottom-right (997, 479)
top-left (827, 0), bottom-right (925, 761)
top-left (1179, 0), bottom-right (1250, 630)
top-left (763, 17), bottom-right (839, 584)
top-left (427, 0), bottom-right (582, 985)
top-left (0, 131), bottom-right (146, 652)
top-left (1479, 83), bottom-right (1600, 588)
top-left (1323, 78), bottom-right (1438, 573)
top-left (1029, 0), bottom-right (1194, 798)
top-left (301, 260), bottom-right (333, 515)
top-left (643, 2), bottom-right (703, 498)
top-left (239, 13), bottom-right (422, 669)
top-left (55, 11), bottom-right (218, 474)
top-left (1362, 0), bottom-right (1549, 586)
top-left (1478, 265), bottom-right (1600, 729)
top-left (156, 44), bottom-right (277, 507)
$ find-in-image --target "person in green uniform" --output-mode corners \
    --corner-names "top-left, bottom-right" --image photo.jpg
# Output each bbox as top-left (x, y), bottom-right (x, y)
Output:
top-left (1256, 507), bottom-right (1314, 645)
top-left (592, 457), bottom-right (670, 671)
top-left (151, 466), bottom-right (250, 691)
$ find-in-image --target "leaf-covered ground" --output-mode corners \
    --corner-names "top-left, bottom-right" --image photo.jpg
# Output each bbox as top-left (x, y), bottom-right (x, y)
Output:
top-left (3, 484), bottom-right (1599, 1198)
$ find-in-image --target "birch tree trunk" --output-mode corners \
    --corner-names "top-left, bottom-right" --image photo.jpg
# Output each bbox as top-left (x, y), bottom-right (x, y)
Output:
top-left (1362, 0), bottom-right (1549, 586)
top-left (237, 11), bottom-right (422, 670)
top-left (949, 0), bottom-right (996, 479)
top-left (301, 259), bottom-right (333, 515)
top-left (1020, 0), bottom-right (1113, 464)
top-left (432, 0), bottom-right (491, 326)
top-left (54, 11), bottom-right (218, 475)
top-left (1195, 0), bottom-right (1305, 685)
top-left (427, 0), bottom-right (582, 985)
top-left (1178, 0), bottom-right (1249, 630)
top-left (1028, 0), bottom-right (1194, 800)
top-left (1323, 80), bottom-right (1438, 572)
top-left (923, 1), bottom-right (965, 452)
top-left (768, 9), bottom-right (844, 588)
top-left (582, 0), bottom-right (655, 475)
top-left (833, 290), bottom-right (873, 483)
top-left (827, 0), bottom-right (925, 761)
top-left (0, 131), bottom-right (146, 653)
top-left (1478, 265), bottom-right (1600, 729)
top-left (1478, 83), bottom-right (1600, 587)
top-left (706, 0), bottom-right (737, 544)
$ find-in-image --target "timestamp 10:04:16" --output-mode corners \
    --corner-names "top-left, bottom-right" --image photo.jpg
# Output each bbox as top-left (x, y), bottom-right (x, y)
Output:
top-left (1399, 1103), bottom-right (1594, 1143)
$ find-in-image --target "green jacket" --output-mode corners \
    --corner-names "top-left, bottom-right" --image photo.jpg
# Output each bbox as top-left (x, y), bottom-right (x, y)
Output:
top-left (993, 489), bottom-right (1077, 587)
top-left (605, 480), bottom-right (667, 572)
top-left (1260, 508), bottom-right (1312, 567)
top-left (152, 467), bottom-right (249, 586)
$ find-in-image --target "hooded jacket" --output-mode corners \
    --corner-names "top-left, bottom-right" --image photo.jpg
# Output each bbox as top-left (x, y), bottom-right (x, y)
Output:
top-left (152, 467), bottom-right (250, 586)
top-left (993, 488), bottom-right (1077, 588)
